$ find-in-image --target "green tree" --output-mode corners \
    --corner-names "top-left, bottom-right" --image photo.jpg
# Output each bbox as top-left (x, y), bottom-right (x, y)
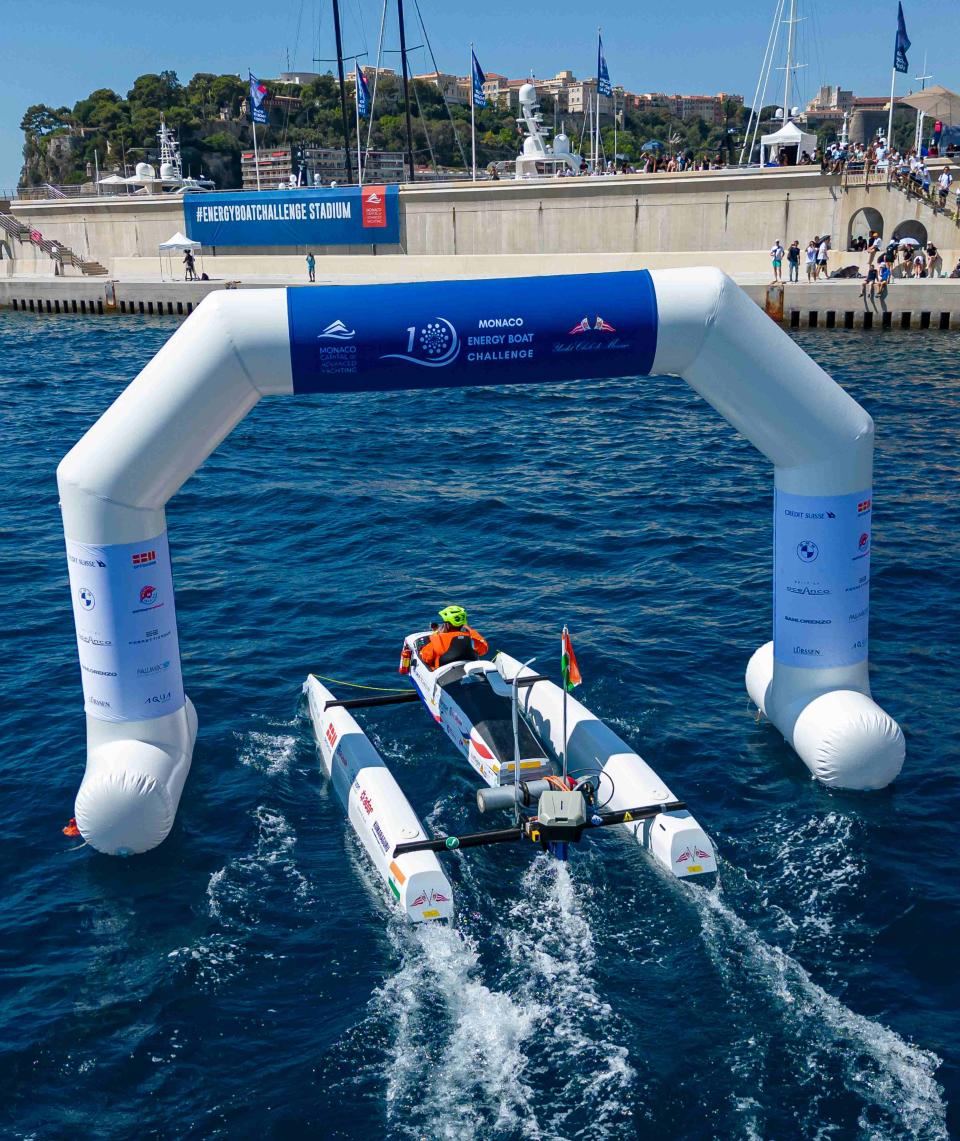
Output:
top-left (20, 104), bottom-right (69, 136)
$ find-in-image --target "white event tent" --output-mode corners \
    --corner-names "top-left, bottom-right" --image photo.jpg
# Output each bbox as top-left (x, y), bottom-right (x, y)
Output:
top-left (158, 231), bottom-right (202, 281)
top-left (761, 121), bottom-right (818, 167)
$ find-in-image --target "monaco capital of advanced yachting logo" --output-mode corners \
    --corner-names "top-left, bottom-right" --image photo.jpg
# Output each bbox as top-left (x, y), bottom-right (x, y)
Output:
top-left (318, 319), bottom-right (355, 340)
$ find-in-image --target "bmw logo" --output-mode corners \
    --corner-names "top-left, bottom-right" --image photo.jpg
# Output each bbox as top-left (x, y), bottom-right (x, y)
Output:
top-left (78, 587), bottom-right (95, 611)
top-left (797, 540), bottom-right (819, 562)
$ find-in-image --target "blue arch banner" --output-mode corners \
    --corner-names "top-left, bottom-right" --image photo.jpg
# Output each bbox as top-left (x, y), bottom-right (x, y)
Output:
top-left (287, 272), bottom-right (658, 393)
top-left (183, 185), bottom-right (400, 246)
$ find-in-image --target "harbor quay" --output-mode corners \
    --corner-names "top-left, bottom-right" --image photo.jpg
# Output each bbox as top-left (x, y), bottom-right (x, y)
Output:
top-left (3, 167), bottom-right (959, 328)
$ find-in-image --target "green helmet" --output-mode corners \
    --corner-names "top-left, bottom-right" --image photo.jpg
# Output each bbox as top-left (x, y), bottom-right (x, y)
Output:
top-left (438, 605), bottom-right (468, 628)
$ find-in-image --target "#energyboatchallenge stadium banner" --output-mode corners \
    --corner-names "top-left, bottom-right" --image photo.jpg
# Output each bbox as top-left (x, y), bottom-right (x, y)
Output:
top-left (183, 185), bottom-right (399, 246)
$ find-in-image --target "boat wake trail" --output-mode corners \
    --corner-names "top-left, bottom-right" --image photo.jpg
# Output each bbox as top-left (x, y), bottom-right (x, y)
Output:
top-left (169, 806), bottom-right (311, 990)
top-left (502, 856), bottom-right (640, 1138)
top-left (691, 879), bottom-right (948, 1140)
top-left (370, 844), bottom-right (639, 1141)
top-left (374, 919), bottom-right (542, 1140)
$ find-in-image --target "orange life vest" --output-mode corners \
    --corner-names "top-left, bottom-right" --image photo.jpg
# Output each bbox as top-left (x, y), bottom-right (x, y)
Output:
top-left (420, 626), bottom-right (489, 669)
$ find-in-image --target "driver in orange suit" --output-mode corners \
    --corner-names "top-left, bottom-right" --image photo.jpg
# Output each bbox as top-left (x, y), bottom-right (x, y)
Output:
top-left (419, 605), bottom-right (489, 670)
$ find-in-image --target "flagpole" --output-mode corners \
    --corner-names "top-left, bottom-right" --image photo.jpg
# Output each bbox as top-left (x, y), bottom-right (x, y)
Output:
top-left (470, 43), bottom-right (477, 181)
top-left (595, 26), bottom-right (602, 172)
top-left (250, 75), bottom-right (262, 193)
top-left (355, 64), bottom-right (363, 186)
top-left (561, 627), bottom-right (568, 781)
top-left (886, 67), bottom-right (897, 151)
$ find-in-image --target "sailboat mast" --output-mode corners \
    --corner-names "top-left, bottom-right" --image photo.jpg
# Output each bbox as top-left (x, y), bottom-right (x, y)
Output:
top-left (783, 0), bottom-right (796, 121)
top-left (331, 0), bottom-right (354, 184)
top-left (397, 0), bottom-right (416, 181)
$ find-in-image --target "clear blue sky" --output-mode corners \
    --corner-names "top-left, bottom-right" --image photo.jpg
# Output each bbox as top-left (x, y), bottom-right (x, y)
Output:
top-left (2, 0), bottom-right (956, 187)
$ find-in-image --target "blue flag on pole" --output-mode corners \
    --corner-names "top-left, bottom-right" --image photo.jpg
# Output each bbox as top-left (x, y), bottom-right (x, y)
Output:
top-left (472, 51), bottom-right (486, 108)
top-left (893, 2), bottom-right (911, 73)
top-left (597, 36), bottom-right (612, 98)
top-left (249, 72), bottom-right (269, 125)
top-left (356, 63), bottom-right (370, 117)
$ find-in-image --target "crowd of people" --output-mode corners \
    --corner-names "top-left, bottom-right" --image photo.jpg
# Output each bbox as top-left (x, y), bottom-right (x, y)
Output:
top-left (543, 150), bottom-right (732, 177)
top-left (770, 236), bottom-right (832, 282)
top-left (822, 139), bottom-right (959, 219)
top-left (772, 229), bottom-right (960, 286)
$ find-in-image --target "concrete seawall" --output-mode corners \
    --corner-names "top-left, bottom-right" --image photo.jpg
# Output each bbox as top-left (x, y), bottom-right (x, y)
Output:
top-left (3, 257), bottom-right (959, 331)
top-left (4, 169), bottom-right (846, 271)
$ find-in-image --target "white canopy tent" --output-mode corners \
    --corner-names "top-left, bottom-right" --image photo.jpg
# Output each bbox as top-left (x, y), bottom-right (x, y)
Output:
top-left (158, 231), bottom-right (202, 281)
top-left (761, 121), bottom-right (818, 167)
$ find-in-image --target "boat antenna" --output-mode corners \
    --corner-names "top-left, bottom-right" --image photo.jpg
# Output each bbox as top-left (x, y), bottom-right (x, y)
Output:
top-left (396, 0), bottom-right (416, 181)
top-left (512, 658), bottom-right (536, 824)
top-left (331, 0), bottom-right (354, 183)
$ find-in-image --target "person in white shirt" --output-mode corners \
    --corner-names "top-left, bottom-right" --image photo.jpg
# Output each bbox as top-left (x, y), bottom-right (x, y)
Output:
top-left (770, 240), bottom-right (785, 282)
top-left (937, 167), bottom-right (952, 212)
top-left (816, 236), bottom-right (830, 280)
top-left (805, 239), bottom-right (818, 281)
top-left (867, 232), bottom-right (883, 267)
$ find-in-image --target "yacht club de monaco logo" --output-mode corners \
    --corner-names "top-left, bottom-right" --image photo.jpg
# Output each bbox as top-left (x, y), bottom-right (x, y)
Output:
top-left (381, 318), bottom-right (460, 368)
top-left (569, 315), bottom-right (617, 334)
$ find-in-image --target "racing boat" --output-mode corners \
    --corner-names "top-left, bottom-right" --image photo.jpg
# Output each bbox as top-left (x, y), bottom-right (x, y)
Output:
top-left (304, 627), bottom-right (717, 923)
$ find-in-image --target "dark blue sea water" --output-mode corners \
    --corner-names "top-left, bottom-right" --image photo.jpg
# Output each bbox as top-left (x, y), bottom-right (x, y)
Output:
top-left (1, 309), bottom-right (957, 1140)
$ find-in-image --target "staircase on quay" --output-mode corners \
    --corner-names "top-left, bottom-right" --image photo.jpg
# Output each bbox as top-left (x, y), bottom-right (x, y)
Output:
top-left (0, 211), bottom-right (108, 275)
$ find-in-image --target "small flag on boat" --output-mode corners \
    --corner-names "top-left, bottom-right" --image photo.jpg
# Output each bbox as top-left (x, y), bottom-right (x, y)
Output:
top-left (893, 2), bottom-right (911, 73)
top-left (356, 63), bottom-right (370, 118)
top-left (597, 35), bottom-right (612, 98)
top-left (561, 626), bottom-right (582, 692)
top-left (471, 50), bottom-right (487, 109)
top-left (249, 72), bottom-right (269, 124)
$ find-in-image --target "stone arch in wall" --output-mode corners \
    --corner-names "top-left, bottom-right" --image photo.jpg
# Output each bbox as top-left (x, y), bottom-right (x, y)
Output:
top-left (847, 206), bottom-right (884, 248)
top-left (892, 218), bottom-right (928, 246)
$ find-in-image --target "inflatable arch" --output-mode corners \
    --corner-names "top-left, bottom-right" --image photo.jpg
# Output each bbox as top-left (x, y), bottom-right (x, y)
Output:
top-left (58, 269), bottom-right (905, 855)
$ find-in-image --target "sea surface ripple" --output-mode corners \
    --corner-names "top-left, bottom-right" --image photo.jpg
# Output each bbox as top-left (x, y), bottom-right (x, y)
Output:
top-left (0, 310), bottom-right (957, 1139)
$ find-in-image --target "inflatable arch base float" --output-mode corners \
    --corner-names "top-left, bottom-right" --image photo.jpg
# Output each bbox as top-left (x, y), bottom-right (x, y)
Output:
top-left (58, 269), bottom-right (905, 856)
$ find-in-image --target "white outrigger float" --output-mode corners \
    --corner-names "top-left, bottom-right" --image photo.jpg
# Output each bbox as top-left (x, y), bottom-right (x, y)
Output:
top-left (305, 627), bottom-right (717, 923)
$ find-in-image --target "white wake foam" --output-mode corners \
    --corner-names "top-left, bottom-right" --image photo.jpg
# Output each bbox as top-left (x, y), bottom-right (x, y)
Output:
top-left (236, 727), bottom-right (298, 775)
top-left (692, 881), bottom-right (948, 1140)
top-left (374, 920), bottom-right (543, 1141)
top-left (169, 806), bottom-right (309, 990)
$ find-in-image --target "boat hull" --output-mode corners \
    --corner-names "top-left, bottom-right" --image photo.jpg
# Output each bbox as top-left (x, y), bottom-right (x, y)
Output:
top-left (304, 675), bottom-right (453, 921)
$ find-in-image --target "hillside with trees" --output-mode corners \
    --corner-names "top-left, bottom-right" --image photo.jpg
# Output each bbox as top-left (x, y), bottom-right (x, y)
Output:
top-left (20, 69), bottom-right (769, 189)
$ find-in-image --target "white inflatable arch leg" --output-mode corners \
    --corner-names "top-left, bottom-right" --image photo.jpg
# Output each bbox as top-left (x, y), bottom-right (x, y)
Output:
top-left (58, 270), bottom-right (903, 854)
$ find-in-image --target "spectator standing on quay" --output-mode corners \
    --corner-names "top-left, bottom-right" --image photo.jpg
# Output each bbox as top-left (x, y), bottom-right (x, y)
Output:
top-left (306, 252), bottom-right (316, 283)
top-left (816, 235), bottom-right (830, 280)
top-left (786, 240), bottom-right (801, 282)
top-left (50, 242), bottom-right (61, 276)
top-left (805, 239), bottom-right (818, 281)
top-left (926, 243), bottom-right (942, 278)
top-left (183, 250), bottom-right (196, 281)
top-left (770, 240), bottom-right (785, 282)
